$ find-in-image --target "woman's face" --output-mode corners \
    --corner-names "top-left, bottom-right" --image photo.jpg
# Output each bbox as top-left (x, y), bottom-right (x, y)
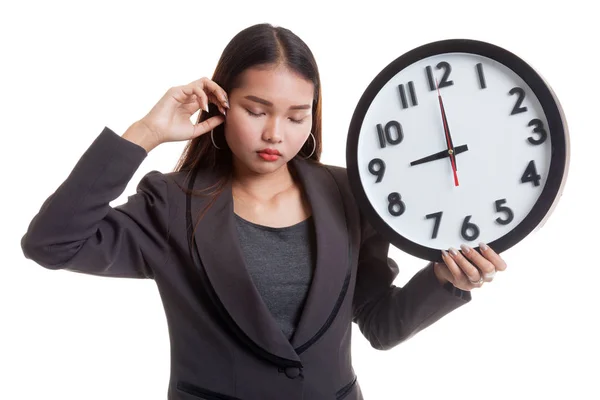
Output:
top-left (223, 64), bottom-right (314, 176)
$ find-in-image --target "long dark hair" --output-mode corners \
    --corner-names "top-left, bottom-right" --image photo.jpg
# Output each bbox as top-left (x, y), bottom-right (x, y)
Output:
top-left (171, 23), bottom-right (323, 234)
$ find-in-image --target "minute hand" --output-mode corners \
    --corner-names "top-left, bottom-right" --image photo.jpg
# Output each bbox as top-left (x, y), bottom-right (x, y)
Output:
top-left (410, 144), bottom-right (469, 166)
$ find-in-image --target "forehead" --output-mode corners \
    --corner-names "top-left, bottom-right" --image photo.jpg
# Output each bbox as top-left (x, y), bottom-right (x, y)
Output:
top-left (234, 64), bottom-right (314, 104)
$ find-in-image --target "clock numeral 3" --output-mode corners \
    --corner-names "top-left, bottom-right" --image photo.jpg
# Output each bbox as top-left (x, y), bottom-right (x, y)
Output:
top-left (425, 211), bottom-right (443, 239)
top-left (521, 160), bottom-right (542, 187)
top-left (527, 118), bottom-right (548, 145)
top-left (376, 120), bottom-right (403, 148)
top-left (398, 81), bottom-right (418, 109)
top-left (387, 192), bottom-right (406, 216)
top-left (509, 87), bottom-right (528, 115)
top-left (368, 158), bottom-right (386, 183)
top-left (426, 62), bottom-right (454, 91)
top-left (495, 199), bottom-right (514, 225)
top-left (461, 215), bottom-right (480, 241)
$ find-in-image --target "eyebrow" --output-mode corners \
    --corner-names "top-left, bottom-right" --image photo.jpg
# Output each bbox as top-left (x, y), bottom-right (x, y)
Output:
top-left (244, 95), bottom-right (312, 110)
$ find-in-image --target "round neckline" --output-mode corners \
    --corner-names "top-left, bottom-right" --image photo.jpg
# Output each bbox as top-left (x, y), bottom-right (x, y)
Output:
top-left (234, 213), bottom-right (313, 232)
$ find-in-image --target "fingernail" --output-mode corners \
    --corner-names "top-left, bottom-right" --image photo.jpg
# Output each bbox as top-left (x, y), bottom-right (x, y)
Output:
top-left (205, 105), bottom-right (209, 113)
top-left (484, 271), bottom-right (496, 279)
top-left (449, 247), bottom-right (458, 256)
top-left (460, 244), bottom-right (471, 254)
top-left (224, 100), bottom-right (230, 109)
top-left (479, 242), bottom-right (489, 251)
top-left (441, 249), bottom-right (449, 258)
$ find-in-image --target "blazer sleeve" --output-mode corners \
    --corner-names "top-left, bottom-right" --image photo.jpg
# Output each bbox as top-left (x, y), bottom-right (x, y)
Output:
top-left (352, 213), bottom-right (472, 350)
top-left (20, 127), bottom-right (170, 279)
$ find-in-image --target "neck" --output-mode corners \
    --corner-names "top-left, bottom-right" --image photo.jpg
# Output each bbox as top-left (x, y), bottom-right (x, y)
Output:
top-left (231, 160), bottom-right (296, 202)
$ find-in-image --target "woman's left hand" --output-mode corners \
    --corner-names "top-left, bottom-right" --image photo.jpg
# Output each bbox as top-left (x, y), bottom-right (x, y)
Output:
top-left (433, 243), bottom-right (507, 291)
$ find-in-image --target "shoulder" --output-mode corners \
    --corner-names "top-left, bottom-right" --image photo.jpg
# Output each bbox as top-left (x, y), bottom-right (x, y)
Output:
top-left (318, 162), bottom-right (350, 187)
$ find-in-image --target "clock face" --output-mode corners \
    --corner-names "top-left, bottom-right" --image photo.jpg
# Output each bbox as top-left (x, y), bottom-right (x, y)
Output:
top-left (347, 40), bottom-right (568, 261)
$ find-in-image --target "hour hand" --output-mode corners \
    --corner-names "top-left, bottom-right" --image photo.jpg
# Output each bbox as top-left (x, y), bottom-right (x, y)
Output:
top-left (410, 144), bottom-right (469, 167)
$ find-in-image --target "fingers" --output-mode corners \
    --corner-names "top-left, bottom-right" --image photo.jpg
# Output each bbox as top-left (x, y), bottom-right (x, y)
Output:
top-left (193, 115), bottom-right (225, 138)
top-left (191, 77), bottom-right (230, 115)
top-left (440, 242), bottom-right (508, 290)
top-left (479, 243), bottom-right (507, 272)
top-left (450, 247), bottom-right (483, 283)
top-left (460, 244), bottom-right (496, 282)
top-left (441, 250), bottom-right (483, 290)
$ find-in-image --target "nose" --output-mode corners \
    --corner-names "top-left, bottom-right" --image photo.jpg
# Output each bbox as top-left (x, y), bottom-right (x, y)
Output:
top-left (262, 117), bottom-right (283, 143)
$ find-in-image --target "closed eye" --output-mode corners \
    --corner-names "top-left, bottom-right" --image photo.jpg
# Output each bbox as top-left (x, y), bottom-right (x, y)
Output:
top-left (245, 109), bottom-right (306, 124)
top-left (245, 109), bottom-right (264, 117)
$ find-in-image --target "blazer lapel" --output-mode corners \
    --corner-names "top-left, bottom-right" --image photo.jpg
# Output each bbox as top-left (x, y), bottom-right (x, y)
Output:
top-left (188, 157), bottom-right (351, 361)
top-left (288, 158), bottom-right (351, 351)
top-left (190, 168), bottom-right (301, 365)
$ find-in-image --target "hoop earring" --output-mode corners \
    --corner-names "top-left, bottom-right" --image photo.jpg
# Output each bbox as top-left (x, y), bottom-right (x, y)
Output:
top-left (211, 130), bottom-right (221, 150)
top-left (301, 132), bottom-right (316, 160)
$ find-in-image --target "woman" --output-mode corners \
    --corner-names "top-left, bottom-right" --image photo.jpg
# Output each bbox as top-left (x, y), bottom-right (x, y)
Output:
top-left (21, 23), bottom-right (506, 399)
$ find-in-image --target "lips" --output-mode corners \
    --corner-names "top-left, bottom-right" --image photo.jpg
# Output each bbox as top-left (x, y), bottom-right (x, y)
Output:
top-left (258, 148), bottom-right (281, 156)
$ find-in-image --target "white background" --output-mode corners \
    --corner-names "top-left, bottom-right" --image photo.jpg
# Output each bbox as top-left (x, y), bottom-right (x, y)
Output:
top-left (2, 1), bottom-right (597, 399)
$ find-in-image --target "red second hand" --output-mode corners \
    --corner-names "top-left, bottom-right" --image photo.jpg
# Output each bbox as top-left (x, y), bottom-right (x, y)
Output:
top-left (436, 79), bottom-right (460, 187)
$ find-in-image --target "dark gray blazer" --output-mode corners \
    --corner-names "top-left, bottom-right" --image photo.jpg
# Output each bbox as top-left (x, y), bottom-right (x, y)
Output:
top-left (21, 127), bottom-right (471, 400)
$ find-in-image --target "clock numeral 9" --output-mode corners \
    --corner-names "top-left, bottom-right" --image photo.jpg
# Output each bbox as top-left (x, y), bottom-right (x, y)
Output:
top-left (387, 192), bottom-right (406, 216)
top-left (527, 118), bottom-right (547, 145)
top-left (461, 215), bottom-right (480, 241)
top-left (376, 120), bottom-right (403, 148)
top-left (368, 158), bottom-right (386, 183)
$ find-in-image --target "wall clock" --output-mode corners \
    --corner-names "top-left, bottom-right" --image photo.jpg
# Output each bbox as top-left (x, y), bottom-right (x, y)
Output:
top-left (346, 39), bottom-right (569, 262)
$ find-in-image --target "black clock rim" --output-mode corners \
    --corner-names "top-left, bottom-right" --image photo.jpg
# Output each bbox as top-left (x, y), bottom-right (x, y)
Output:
top-left (346, 38), bottom-right (568, 262)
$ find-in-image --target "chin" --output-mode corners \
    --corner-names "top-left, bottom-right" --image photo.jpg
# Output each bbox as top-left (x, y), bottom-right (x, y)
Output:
top-left (251, 157), bottom-right (288, 174)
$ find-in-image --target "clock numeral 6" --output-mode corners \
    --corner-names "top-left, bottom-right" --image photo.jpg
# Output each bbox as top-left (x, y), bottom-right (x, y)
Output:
top-left (387, 192), bottom-right (406, 216)
top-left (368, 158), bottom-right (386, 183)
top-left (461, 215), bottom-right (480, 241)
top-left (376, 120), bottom-right (403, 148)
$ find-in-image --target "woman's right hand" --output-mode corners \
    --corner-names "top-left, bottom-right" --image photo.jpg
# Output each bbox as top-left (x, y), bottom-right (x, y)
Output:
top-left (138, 77), bottom-right (230, 146)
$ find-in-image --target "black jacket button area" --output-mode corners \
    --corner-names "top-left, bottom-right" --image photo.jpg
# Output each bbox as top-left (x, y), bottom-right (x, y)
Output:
top-left (284, 367), bottom-right (301, 379)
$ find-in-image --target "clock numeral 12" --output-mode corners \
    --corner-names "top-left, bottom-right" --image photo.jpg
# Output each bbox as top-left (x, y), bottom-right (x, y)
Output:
top-left (426, 61), bottom-right (454, 91)
top-left (376, 120), bottom-right (403, 148)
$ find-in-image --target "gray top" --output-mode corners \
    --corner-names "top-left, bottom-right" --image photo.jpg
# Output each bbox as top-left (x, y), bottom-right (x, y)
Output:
top-left (234, 213), bottom-right (316, 340)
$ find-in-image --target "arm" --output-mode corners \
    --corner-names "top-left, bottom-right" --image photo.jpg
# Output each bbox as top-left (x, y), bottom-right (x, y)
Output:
top-left (352, 214), bottom-right (471, 350)
top-left (20, 125), bottom-right (170, 279)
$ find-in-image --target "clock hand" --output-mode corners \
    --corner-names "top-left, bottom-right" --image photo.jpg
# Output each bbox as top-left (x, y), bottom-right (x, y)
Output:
top-left (436, 78), bottom-right (460, 186)
top-left (410, 144), bottom-right (469, 166)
